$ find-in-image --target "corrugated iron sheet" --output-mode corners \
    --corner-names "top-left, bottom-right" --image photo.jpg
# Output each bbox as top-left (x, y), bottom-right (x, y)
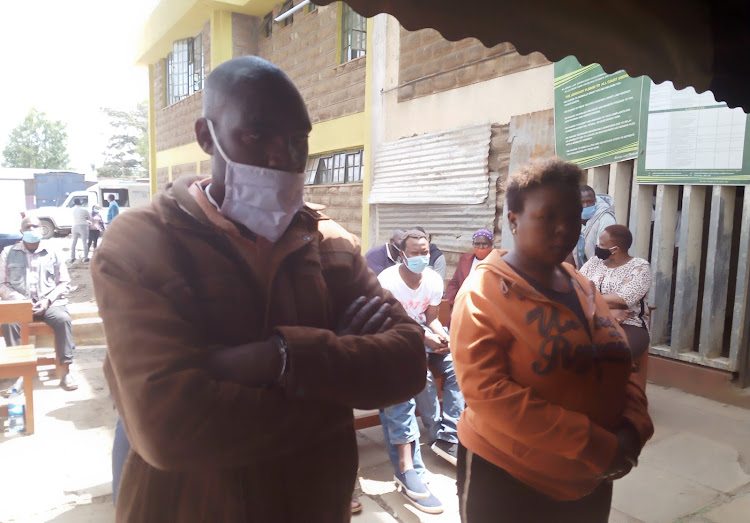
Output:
top-left (501, 110), bottom-right (556, 248)
top-left (375, 173), bottom-right (499, 253)
top-left (368, 122), bottom-right (492, 205)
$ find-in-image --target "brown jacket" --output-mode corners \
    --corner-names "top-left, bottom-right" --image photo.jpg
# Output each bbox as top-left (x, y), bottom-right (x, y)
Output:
top-left (91, 177), bottom-right (426, 522)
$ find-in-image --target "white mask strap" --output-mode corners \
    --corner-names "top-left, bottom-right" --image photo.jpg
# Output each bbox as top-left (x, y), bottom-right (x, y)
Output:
top-left (205, 119), bottom-right (231, 163)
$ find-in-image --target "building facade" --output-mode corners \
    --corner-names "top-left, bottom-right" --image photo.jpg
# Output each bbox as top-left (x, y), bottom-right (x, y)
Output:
top-left (139, 2), bottom-right (750, 397)
top-left (138, 0), bottom-right (370, 239)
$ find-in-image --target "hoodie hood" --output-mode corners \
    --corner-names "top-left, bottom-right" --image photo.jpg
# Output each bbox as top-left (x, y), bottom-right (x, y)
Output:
top-left (593, 193), bottom-right (615, 216)
top-left (474, 249), bottom-right (597, 321)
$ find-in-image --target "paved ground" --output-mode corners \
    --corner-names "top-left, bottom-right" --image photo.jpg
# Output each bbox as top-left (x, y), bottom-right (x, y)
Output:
top-left (1, 345), bottom-right (748, 523)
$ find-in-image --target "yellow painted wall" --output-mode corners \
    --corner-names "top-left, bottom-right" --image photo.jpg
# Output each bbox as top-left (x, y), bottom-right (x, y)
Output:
top-left (308, 112), bottom-right (366, 156)
top-left (148, 64), bottom-right (158, 197)
top-left (154, 111), bottom-right (367, 177)
top-left (361, 17), bottom-right (374, 247)
top-left (210, 10), bottom-right (233, 68)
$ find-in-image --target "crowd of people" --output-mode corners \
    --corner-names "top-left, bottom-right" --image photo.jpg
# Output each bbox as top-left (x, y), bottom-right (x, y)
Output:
top-left (1, 55), bottom-right (656, 522)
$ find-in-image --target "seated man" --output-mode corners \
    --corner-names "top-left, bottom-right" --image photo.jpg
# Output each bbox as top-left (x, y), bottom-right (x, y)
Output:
top-left (377, 229), bottom-right (465, 514)
top-left (573, 184), bottom-right (616, 268)
top-left (414, 226), bottom-right (446, 280)
top-left (1, 216), bottom-right (77, 390)
top-left (364, 228), bottom-right (405, 276)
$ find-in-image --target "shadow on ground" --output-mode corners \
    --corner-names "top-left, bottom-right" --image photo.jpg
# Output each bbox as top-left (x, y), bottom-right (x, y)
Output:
top-left (46, 397), bottom-right (113, 431)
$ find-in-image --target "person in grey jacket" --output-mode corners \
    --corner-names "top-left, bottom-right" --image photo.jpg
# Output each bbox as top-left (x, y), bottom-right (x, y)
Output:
top-left (573, 185), bottom-right (616, 268)
top-left (1, 216), bottom-right (77, 390)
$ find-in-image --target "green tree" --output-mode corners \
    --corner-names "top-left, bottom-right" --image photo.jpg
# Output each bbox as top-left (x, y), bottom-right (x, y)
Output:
top-left (2, 108), bottom-right (70, 168)
top-left (97, 101), bottom-right (149, 178)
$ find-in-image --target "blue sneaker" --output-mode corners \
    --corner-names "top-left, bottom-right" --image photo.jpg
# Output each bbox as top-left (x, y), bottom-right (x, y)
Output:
top-left (401, 490), bottom-right (444, 514)
top-left (394, 469), bottom-right (429, 500)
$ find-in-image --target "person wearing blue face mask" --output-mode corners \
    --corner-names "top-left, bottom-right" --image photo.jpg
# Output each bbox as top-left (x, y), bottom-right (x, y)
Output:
top-left (376, 229), bottom-right (465, 514)
top-left (91, 56), bottom-right (426, 522)
top-left (1, 216), bottom-right (77, 391)
top-left (573, 185), bottom-right (616, 269)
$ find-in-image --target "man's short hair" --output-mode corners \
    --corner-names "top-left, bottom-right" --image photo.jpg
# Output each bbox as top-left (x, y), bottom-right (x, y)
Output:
top-left (581, 185), bottom-right (595, 197)
top-left (505, 158), bottom-right (583, 213)
top-left (108, 194), bottom-right (115, 201)
top-left (399, 229), bottom-right (428, 251)
top-left (73, 198), bottom-right (81, 206)
top-left (604, 224), bottom-right (633, 251)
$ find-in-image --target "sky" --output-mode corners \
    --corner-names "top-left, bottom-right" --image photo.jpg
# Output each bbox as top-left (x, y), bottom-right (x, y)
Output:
top-left (0, 0), bottom-right (159, 173)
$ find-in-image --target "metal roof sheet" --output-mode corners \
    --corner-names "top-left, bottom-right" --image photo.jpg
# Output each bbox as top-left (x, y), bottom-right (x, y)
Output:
top-left (368, 122), bottom-right (492, 205)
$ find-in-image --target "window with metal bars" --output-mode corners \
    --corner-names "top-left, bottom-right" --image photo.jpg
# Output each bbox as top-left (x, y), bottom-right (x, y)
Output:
top-left (279, 1), bottom-right (294, 27)
top-left (340, 4), bottom-right (366, 63)
top-left (166, 34), bottom-right (204, 106)
top-left (305, 149), bottom-right (364, 185)
top-left (262, 12), bottom-right (273, 37)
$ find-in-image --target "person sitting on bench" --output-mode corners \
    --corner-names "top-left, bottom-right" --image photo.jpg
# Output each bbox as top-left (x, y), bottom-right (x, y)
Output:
top-left (1, 216), bottom-right (77, 391)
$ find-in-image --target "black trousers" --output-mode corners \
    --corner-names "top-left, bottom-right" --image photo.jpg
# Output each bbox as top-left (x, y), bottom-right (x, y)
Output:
top-left (88, 229), bottom-right (101, 250)
top-left (456, 443), bottom-right (612, 523)
top-left (2, 305), bottom-right (74, 364)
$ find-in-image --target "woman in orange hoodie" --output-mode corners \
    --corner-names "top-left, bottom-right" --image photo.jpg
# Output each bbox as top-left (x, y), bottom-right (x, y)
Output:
top-left (451, 159), bottom-right (653, 522)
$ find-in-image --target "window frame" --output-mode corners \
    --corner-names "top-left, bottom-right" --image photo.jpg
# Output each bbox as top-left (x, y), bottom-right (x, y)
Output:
top-left (278, 1), bottom-right (294, 27)
top-left (165, 33), bottom-right (204, 106)
top-left (305, 148), bottom-right (364, 185)
top-left (340, 4), bottom-right (366, 64)
top-left (262, 12), bottom-right (273, 37)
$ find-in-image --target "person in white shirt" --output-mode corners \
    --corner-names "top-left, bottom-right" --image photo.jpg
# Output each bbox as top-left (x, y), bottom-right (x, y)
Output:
top-left (70, 198), bottom-right (91, 262)
top-left (376, 229), bottom-right (465, 514)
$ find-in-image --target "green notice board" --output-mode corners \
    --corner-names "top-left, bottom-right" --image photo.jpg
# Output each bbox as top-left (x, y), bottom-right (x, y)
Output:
top-left (636, 80), bottom-right (750, 184)
top-left (554, 56), bottom-right (644, 169)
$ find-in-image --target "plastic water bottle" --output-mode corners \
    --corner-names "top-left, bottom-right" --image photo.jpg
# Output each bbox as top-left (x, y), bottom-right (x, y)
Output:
top-left (8, 388), bottom-right (25, 433)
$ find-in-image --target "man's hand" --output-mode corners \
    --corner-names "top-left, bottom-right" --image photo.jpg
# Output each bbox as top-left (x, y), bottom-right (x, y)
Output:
top-left (598, 424), bottom-right (641, 482)
top-left (425, 331), bottom-right (449, 353)
top-left (208, 339), bottom-right (282, 387)
top-left (32, 298), bottom-right (51, 317)
top-left (336, 296), bottom-right (393, 336)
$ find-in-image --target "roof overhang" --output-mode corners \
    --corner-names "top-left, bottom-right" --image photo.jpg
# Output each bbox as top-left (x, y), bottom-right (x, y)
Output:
top-left (314, 0), bottom-right (750, 112)
top-left (136, 0), bottom-right (279, 65)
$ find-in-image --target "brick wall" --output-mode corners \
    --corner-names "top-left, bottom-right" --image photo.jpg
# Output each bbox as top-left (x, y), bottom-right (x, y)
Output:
top-left (171, 163), bottom-right (198, 182)
top-left (156, 167), bottom-right (170, 193)
top-left (153, 21), bottom-right (210, 153)
top-left (303, 183), bottom-right (363, 238)
top-left (397, 27), bottom-right (549, 103)
top-left (202, 20), bottom-right (212, 75)
top-left (233, 2), bottom-right (366, 124)
top-left (233, 13), bottom-right (258, 58)
top-left (199, 160), bottom-right (212, 176)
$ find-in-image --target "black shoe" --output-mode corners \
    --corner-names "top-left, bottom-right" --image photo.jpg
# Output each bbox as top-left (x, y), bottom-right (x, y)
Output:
top-left (83, 258), bottom-right (90, 262)
top-left (431, 439), bottom-right (458, 466)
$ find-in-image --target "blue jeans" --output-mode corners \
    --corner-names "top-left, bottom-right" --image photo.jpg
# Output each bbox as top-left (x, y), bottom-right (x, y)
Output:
top-left (112, 416), bottom-right (130, 505)
top-left (379, 349), bottom-right (465, 476)
top-left (380, 399), bottom-right (427, 478)
top-left (416, 351), bottom-right (464, 445)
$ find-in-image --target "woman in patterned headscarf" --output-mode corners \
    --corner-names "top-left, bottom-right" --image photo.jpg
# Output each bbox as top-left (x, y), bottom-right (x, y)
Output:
top-left (445, 228), bottom-right (494, 315)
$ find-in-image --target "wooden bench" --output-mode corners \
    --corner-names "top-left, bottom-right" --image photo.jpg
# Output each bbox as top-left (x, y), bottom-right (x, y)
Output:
top-left (0, 300), bottom-right (62, 377)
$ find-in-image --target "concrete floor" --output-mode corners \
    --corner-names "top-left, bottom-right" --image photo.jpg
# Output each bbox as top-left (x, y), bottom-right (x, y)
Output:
top-left (1, 348), bottom-right (748, 523)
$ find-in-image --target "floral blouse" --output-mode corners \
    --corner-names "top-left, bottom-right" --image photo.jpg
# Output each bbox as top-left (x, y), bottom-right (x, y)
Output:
top-left (580, 257), bottom-right (652, 330)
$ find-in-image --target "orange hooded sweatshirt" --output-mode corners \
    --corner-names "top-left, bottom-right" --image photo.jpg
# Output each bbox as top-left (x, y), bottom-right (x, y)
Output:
top-left (451, 250), bottom-right (653, 501)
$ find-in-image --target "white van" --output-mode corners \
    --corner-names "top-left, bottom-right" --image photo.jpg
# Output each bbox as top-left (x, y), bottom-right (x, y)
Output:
top-left (26, 180), bottom-right (151, 239)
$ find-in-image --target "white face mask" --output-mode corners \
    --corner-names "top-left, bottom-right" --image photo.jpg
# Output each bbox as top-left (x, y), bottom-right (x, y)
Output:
top-left (207, 120), bottom-right (305, 242)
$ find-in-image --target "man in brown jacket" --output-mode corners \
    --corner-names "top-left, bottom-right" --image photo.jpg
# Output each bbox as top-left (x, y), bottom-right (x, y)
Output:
top-left (91, 56), bottom-right (426, 522)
